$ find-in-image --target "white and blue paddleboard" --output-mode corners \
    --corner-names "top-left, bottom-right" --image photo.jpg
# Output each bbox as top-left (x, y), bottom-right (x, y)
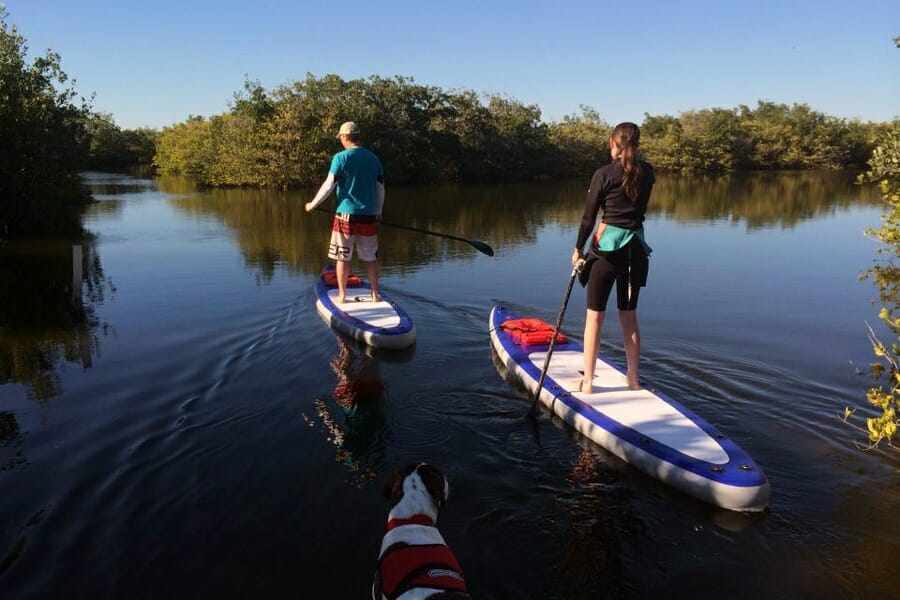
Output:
top-left (489, 305), bottom-right (769, 511)
top-left (315, 265), bottom-right (415, 349)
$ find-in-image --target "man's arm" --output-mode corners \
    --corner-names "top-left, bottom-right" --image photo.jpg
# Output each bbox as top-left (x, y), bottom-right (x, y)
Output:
top-left (375, 178), bottom-right (385, 216)
top-left (305, 172), bottom-right (337, 212)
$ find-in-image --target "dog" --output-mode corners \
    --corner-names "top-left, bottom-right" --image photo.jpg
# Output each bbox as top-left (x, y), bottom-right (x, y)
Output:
top-left (373, 463), bottom-right (470, 600)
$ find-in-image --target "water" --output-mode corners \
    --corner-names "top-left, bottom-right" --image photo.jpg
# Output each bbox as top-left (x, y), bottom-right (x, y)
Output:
top-left (1, 171), bottom-right (897, 598)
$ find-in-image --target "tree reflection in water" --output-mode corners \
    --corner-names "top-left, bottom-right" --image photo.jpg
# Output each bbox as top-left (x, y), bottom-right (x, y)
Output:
top-left (0, 235), bottom-right (111, 402)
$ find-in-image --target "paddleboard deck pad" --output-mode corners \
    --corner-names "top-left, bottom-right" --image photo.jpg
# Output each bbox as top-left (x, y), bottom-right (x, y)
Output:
top-left (489, 305), bottom-right (769, 511)
top-left (315, 265), bottom-right (415, 349)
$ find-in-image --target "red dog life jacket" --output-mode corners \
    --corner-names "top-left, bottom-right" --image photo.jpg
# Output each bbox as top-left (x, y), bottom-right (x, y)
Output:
top-left (377, 515), bottom-right (467, 599)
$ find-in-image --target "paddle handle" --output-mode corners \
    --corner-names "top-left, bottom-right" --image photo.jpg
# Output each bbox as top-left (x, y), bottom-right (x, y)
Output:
top-left (529, 262), bottom-right (583, 416)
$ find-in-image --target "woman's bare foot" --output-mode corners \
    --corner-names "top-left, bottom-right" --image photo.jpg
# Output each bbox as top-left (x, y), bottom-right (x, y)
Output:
top-left (575, 378), bottom-right (594, 394)
top-left (335, 295), bottom-right (345, 304)
top-left (371, 292), bottom-right (382, 303)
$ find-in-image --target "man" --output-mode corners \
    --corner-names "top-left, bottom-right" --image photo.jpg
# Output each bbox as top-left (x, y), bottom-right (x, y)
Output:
top-left (306, 121), bottom-right (385, 303)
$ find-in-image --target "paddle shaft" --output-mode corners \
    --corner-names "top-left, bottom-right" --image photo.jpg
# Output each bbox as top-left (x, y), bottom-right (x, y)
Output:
top-left (312, 206), bottom-right (493, 256)
top-left (528, 262), bottom-right (582, 417)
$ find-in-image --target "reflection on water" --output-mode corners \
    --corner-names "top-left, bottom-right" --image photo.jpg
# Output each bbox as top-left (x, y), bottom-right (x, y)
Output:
top-left (650, 170), bottom-right (877, 227)
top-left (557, 447), bottom-right (634, 597)
top-left (160, 170), bottom-right (880, 284)
top-left (302, 338), bottom-right (387, 487)
top-left (0, 165), bottom-right (885, 428)
top-left (0, 236), bottom-right (111, 401)
top-left (0, 173), bottom-right (146, 402)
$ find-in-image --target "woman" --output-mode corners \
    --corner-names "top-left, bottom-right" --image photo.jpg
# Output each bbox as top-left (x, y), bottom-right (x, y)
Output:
top-left (571, 122), bottom-right (655, 392)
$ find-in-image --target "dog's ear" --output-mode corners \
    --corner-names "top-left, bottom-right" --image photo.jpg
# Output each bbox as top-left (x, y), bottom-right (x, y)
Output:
top-left (415, 464), bottom-right (448, 510)
top-left (382, 472), bottom-right (401, 502)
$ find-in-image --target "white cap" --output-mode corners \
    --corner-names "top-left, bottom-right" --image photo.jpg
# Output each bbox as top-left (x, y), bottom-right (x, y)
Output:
top-left (336, 121), bottom-right (360, 137)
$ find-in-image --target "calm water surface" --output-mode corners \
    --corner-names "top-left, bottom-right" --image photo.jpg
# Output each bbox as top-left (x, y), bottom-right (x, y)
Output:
top-left (1, 171), bottom-right (897, 599)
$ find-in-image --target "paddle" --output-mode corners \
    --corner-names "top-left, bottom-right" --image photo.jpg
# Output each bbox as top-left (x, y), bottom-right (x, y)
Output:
top-left (527, 260), bottom-right (584, 418)
top-left (313, 206), bottom-right (494, 256)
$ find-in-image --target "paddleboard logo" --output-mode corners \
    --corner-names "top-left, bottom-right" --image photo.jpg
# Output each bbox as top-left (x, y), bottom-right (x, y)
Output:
top-left (427, 568), bottom-right (464, 581)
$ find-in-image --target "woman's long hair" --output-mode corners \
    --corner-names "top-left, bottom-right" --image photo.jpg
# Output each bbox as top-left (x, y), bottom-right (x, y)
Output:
top-left (612, 122), bottom-right (642, 200)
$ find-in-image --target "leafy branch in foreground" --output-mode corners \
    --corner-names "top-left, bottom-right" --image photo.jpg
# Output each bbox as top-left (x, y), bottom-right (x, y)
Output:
top-left (850, 119), bottom-right (900, 450)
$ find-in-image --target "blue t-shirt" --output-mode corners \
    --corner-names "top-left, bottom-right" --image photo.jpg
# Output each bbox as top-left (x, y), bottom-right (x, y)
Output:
top-left (329, 146), bottom-right (384, 215)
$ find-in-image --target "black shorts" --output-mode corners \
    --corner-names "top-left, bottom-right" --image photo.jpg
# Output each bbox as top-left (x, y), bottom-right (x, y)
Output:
top-left (585, 238), bottom-right (649, 311)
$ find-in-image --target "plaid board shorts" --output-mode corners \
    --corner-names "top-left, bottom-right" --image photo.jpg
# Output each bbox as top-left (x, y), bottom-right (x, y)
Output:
top-left (328, 213), bottom-right (378, 262)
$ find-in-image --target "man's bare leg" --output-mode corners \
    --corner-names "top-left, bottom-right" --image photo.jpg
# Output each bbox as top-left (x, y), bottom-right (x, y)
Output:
top-left (335, 260), bottom-right (349, 303)
top-left (365, 260), bottom-right (380, 302)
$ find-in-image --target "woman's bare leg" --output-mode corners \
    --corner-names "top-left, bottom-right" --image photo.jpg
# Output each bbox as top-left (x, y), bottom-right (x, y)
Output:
top-left (619, 309), bottom-right (640, 390)
top-left (582, 308), bottom-right (605, 393)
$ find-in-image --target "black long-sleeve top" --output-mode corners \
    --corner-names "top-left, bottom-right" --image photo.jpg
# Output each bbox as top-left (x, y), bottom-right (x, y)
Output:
top-left (575, 159), bottom-right (655, 251)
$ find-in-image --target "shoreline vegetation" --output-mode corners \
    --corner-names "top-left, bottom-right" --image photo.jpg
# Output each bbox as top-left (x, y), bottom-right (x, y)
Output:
top-left (152, 75), bottom-right (888, 189)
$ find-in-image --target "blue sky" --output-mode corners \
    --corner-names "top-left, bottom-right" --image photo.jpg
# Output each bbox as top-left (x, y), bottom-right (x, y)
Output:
top-left (4, 0), bottom-right (898, 130)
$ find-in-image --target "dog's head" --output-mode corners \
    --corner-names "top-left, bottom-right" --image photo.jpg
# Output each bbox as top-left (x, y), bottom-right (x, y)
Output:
top-left (383, 463), bottom-right (449, 522)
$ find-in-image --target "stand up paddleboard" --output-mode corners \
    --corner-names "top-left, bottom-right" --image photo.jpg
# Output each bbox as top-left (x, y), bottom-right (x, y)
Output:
top-left (315, 265), bottom-right (415, 349)
top-left (489, 305), bottom-right (769, 511)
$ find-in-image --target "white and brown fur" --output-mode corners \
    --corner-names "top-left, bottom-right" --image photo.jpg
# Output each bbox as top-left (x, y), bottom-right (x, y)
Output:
top-left (373, 463), bottom-right (470, 600)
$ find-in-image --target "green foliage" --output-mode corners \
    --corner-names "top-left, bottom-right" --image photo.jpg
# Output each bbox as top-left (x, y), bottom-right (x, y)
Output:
top-left (154, 116), bottom-right (216, 181)
top-left (484, 94), bottom-right (550, 177)
top-left (0, 9), bottom-right (92, 236)
top-left (641, 109), bottom-right (748, 173)
top-left (739, 101), bottom-right (866, 170)
top-left (853, 119), bottom-right (900, 449)
top-left (639, 114), bottom-right (684, 172)
top-left (153, 75), bottom-right (882, 189)
top-left (84, 112), bottom-right (158, 170)
top-left (155, 75), bottom-right (557, 187)
top-left (546, 106), bottom-right (611, 178)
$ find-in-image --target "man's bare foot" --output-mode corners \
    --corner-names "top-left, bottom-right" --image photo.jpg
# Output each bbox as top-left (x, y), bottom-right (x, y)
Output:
top-left (626, 376), bottom-right (640, 391)
top-left (371, 293), bottom-right (382, 303)
top-left (575, 378), bottom-right (594, 394)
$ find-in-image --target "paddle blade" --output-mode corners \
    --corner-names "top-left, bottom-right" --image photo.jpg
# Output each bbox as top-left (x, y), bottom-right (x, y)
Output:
top-left (470, 240), bottom-right (494, 256)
